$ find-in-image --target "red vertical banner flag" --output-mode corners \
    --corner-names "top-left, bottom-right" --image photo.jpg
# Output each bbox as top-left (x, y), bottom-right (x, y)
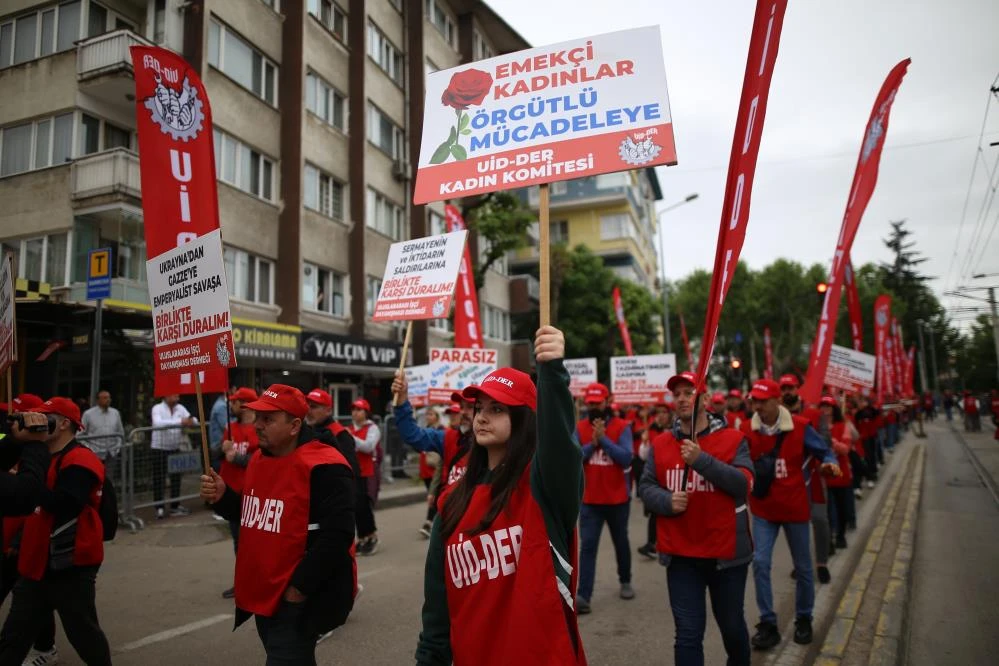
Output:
top-left (874, 295), bottom-right (891, 404)
top-left (444, 204), bottom-right (484, 349)
top-left (905, 345), bottom-right (916, 396)
top-left (132, 46), bottom-right (233, 396)
top-left (679, 312), bottom-right (694, 370)
top-left (695, 0), bottom-right (788, 387)
top-left (612, 286), bottom-right (634, 356)
top-left (891, 318), bottom-right (906, 396)
top-left (800, 59), bottom-right (910, 404)
top-left (844, 257), bottom-right (864, 351)
top-left (763, 326), bottom-right (774, 380)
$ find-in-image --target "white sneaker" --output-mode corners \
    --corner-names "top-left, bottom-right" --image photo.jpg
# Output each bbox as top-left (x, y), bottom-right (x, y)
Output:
top-left (170, 505), bottom-right (191, 517)
top-left (156, 507), bottom-right (166, 520)
top-left (866, 480), bottom-right (875, 489)
top-left (23, 647), bottom-right (58, 666)
top-left (854, 489), bottom-right (863, 500)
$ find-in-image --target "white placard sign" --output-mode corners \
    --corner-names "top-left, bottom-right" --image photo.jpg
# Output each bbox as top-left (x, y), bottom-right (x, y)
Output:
top-left (428, 347), bottom-right (498, 403)
top-left (372, 230), bottom-right (468, 321)
top-left (824, 344), bottom-right (877, 393)
top-left (610, 353), bottom-right (676, 404)
top-left (564, 357), bottom-right (597, 398)
top-left (406, 364), bottom-right (431, 408)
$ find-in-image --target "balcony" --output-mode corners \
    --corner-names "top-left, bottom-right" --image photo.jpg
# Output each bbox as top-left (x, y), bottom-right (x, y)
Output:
top-left (77, 29), bottom-right (152, 106)
top-left (71, 149), bottom-right (141, 205)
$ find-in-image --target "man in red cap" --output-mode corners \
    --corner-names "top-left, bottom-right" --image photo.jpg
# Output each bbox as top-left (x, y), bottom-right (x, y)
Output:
top-left (0, 398), bottom-right (111, 665)
top-left (347, 398), bottom-right (381, 555)
top-left (390, 373), bottom-right (477, 536)
top-left (725, 389), bottom-right (748, 430)
top-left (200, 384), bottom-right (356, 663)
top-left (741, 379), bottom-right (839, 650)
top-left (574, 381), bottom-right (634, 613)
top-left (640, 371), bottom-right (754, 665)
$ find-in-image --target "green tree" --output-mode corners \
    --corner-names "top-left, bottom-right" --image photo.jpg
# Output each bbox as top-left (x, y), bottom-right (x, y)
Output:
top-left (462, 191), bottom-right (534, 290)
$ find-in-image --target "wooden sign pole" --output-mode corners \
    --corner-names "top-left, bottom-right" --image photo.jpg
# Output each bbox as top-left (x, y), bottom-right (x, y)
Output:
top-left (538, 184), bottom-right (551, 327)
top-left (193, 373), bottom-right (211, 474)
top-left (393, 321), bottom-right (414, 407)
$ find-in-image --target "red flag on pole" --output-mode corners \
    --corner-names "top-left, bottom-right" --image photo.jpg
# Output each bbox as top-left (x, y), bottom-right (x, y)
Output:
top-left (891, 317), bottom-right (906, 396)
top-left (874, 295), bottom-right (891, 404)
top-left (844, 257), bottom-right (864, 352)
top-left (695, 0), bottom-right (788, 388)
top-left (444, 205), bottom-right (484, 349)
top-left (679, 312), bottom-right (694, 370)
top-left (905, 345), bottom-right (916, 396)
top-left (763, 326), bottom-right (774, 380)
top-left (131, 46), bottom-right (230, 397)
top-left (800, 59), bottom-right (910, 404)
top-left (612, 286), bottom-right (634, 356)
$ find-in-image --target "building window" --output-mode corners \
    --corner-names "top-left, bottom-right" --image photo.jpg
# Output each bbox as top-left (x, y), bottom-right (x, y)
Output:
top-left (387, 0), bottom-right (403, 12)
top-left (86, 1), bottom-right (135, 38)
top-left (429, 316), bottom-right (452, 332)
top-left (481, 304), bottom-right (510, 341)
top-left (595, 172), bottom-right (630, 190)
top-left (365, 276), bottom-right (382, 317)
top-left (307, 0), bottom-right (347, 43)
top-left (303, 262), bottom-right (345, 316)
top-left (303, 164), bottom-right (345, 221)
top-left (425, 58), bottom-right (438, 76)
top-left (223, 247), bottom-right (273, 304)
top-left (366, 189), bottom-right (404, 240)
top-left (305, 71), bottom-right (347, 132)
top-left (207, 18), bottom-right (278, 106)
top-left (0, 112), bottom-right (74, 177)
top-left (473, 29), bottom-right (494, 61)
top-left (428, 210), bottom-right (446, 236)
top-left (366, 103), bottom-right (404, 159)
top-left (551, 180), bottom-right (567, 196)
top-left (260, 0), bottom-right (280, 10)
top-left (152, 0), bottom-right (166, 43)
top-left (7, 233), bottom-right (69, 286)
top-left (367, 22), bottom-right (403, 85)
top-left (551, 220), bottom-right (569, 244)
top-left (0, 1), bottom-right (82, 68)
top-left (600, 213), bottom-right (637, 241)
top-left (72, 210), bottom-right (146, 283)
top-left (425, 0), bottom-right (456, 48)
top-left (213, 128), bottom-right (275, 201)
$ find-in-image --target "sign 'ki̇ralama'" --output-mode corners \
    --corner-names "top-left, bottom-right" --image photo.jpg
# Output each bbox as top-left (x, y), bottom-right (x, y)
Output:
top-left (414, 26), bottom-right (676, 204)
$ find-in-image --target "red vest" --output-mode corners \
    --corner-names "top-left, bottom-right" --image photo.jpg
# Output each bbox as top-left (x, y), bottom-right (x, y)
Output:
top-left (235, 441), bottom-right (350, 617)
top-left (577, 418), bottom-right (629, 505)
top-left (348, 423), bottom-right (375, 477)
top-left (652, 429), bottom-right (748, 559)
top-left (440, 468), bottom-right (586, 666)
top-left (443, 428), bottom-right (469, 488)
top-left (964, 396), bottom-right (979, 414)
top-left (19, 444), bottom-right (105, 581)
top-left (741, 416), bottom-right (811, 523)
top-left (724, 411), bottom-right (743, 430)
top-left (220, 422), bottom-right (259, 494)
top-left (826, 422), bottom-right (853, 489)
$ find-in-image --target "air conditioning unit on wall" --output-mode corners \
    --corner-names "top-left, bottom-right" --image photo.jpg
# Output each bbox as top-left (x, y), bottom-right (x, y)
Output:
top-left (391, 159), bottom-right (410, 182)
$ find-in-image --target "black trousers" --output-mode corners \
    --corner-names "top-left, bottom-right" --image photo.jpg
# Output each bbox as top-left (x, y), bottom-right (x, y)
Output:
top-left (254, 600), bottom-right (318, 666)
top-left (0, 555), bottom-right (55, 651)
top-left (356, 478), bottom-right (376, 538)
top-left (827, 487), bottom-right (852, 541)
top-left (862, 438), bottom-right (879, 481)
top-left (0, 566), bottom-right (111, 666)
top-left (423, 478), bottom-right (437, 522)
top-left (151, 449), bottom-right (182, 508)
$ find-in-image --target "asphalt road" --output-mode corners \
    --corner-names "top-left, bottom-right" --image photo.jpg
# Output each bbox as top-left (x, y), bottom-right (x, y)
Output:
top-left (8, 484), bottom-right (807, 665)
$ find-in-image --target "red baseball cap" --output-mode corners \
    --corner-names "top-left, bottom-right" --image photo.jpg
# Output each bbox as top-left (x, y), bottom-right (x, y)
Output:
top-left (0, 393), bottom-right (45, 412)
top-left (245, 384), bottom-right (309, 419)
top-left (351, 398), bottom-right (371, 412)
top-left (666, 371), bottom-right (698, 392)
top-left (583, 382), bottom-right (610, 405)
top-left (450, 390), bottom-right (475, 404)
top-left (779, 374), bottom-right (800, 388)
top-left (820, 395), bottom-right (837, 406)
top-left (750, 379), bottom-right (781, 401)
top-left (711, 391), bottom-right (726, 404)
top-left (306, 389), bottom-right (332, 407)
top-left (462, 367), bottom-right (537, 411)
top-left (31, 397), bottom-right (82, 429)
top-left (445, 402), bottom-right (461, 414)
top-left (230, 387), bottom-right (258, 403)
top-left (728, 389), bottom-right (743, 399)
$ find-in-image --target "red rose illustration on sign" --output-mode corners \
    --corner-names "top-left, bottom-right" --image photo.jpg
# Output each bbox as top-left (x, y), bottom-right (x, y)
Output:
top-left (431, 68), bottom-right (493, 164)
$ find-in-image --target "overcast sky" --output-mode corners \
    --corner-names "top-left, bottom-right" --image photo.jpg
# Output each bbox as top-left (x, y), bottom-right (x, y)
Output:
top-left (488, 0), bottom-right (999, 323)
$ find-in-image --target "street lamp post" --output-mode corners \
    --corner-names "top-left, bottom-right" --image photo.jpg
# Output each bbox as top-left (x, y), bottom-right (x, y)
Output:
top-left (657, 193), bottom-right (699, 354)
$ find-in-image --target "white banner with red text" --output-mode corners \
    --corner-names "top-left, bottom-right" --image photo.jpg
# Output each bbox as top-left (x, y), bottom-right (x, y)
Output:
top-left (611, 353), bottom-right (676, 404)
top-left (372, 231), bottom-right (467, 321)
top-left (428, 347), bottom-right (498, 403)
top-left (406, 364), bottom-right (431, 408)
top-left (564, 357), bottom-right (598, 398)
top-left (824, 344), bottom-right (877, 393)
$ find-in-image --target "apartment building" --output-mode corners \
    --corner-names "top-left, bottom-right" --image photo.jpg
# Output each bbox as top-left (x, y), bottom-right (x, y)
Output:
top-left (512, 169), bottom-right (664, 289)
top-left (0, 0), bottom-right (528, 420)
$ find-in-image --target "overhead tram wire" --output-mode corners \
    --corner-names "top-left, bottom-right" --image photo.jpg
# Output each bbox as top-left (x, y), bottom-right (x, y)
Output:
top-left (958, 151), bottom-right (999, 285)
top-left (970, 199), bottom-right (999, 277)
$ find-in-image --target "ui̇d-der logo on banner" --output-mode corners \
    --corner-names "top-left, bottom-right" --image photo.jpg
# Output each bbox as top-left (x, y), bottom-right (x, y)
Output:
top-left (144, 73), bottom-right (205, 142)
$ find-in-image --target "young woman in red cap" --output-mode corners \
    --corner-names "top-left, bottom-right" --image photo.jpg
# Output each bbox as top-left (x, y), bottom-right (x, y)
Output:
top-left (415, 326), bottom-right (587, 666)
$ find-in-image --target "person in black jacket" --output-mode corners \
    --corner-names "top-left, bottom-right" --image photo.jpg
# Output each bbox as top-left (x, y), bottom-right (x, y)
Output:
top-left (0, 412), bottom-right (51, 586)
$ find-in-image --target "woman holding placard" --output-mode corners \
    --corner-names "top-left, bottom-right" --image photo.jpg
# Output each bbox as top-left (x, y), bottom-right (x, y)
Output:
top-left (415, 326), bottom-right (587, 666)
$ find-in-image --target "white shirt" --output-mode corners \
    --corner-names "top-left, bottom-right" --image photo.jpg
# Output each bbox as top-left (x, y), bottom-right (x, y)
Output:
top-left (81, 405), bottom-right (125, 458)
top-left (151, 401), bottom-right (193, 451)
top-left (351, 420), bottom-right (381, 454)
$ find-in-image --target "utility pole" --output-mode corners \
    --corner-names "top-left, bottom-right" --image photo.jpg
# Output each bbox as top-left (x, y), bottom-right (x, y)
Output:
top-left (656, 193), bottom-right (699, 354)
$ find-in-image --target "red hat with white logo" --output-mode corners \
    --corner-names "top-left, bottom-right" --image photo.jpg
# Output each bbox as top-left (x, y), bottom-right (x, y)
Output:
top-left (666, 371), bottom-right (698, 392)
top-left (728, 389), bottom-right (743, 399)
top-left (245, 384), bottom-right (309, 419)
top-left (583, 382), bottom-right (610, 405)
top-left (0, 393), bottom-right (44, 412)
top-left (779, 374), bottom-right (800, 388)
top-left (30, 397), bottom-right (82, 429)
top-left (750, 379), bottom-right (781, 401)
top-left (305, 389), bottom-right (332, 407)
top-left (230, 387), bottom-right (259, 403)
top-left (820, 395), bottom-right (837, 406)
top-left (461, 367), bottom-right (537, 411)
top-left (351, 398), bottom-right (372, 413)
